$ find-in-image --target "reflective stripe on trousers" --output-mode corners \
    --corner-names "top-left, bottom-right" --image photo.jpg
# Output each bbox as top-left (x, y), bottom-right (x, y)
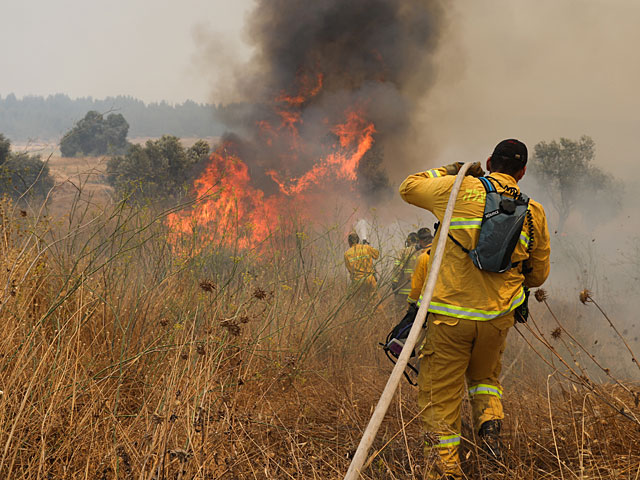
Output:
top-left (468, 383), bottom-right (503, 398)
top-left (425, 433), bottom-right (461, 448)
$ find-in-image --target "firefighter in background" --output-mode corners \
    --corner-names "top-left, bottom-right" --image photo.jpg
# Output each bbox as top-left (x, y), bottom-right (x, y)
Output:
top-left (344, 232), bottom-right (380, 294)
top-left (392, 228), bottom-right (432, 306)
top-left (391, 232), bottom-right (419, 305)
top-left (407, 229), bottom-right (433, 306)
top-left (399, 139), bottom-right (550, 479)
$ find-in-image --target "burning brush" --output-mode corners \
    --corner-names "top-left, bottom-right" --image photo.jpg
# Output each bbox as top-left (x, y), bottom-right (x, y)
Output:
top-left (167, 0), bottom-right (443, 251)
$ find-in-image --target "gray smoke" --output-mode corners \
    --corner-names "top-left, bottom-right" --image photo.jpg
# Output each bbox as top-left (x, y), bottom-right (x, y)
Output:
top-left (213, 0), bottom-right (444, 199)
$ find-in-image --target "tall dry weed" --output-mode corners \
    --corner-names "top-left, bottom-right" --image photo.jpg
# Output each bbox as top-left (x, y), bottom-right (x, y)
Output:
top-left (0, 192), bottom-right (637, 479)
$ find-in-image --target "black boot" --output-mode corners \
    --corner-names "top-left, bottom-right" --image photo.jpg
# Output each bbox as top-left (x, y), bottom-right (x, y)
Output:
top-left (478, 419), bottom-right (503, 461)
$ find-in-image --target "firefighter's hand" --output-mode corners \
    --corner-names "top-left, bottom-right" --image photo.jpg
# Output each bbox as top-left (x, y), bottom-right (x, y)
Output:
top-left (362, 239), bottom-right (370, 245)
top-left (467, 162), bottom-right (485, 177)
top-left (443, 162), bottom-right (485, 177)
top-left (443, 162), bottom-right (464, 175)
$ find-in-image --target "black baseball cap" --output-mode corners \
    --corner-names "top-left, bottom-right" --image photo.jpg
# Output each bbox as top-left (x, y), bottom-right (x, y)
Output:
top-left (492, 139), bottom-right (528, 165)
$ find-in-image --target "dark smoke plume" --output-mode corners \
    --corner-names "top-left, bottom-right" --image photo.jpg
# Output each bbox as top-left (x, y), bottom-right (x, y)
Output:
top-left (215, 0), bottom-right (444, 199)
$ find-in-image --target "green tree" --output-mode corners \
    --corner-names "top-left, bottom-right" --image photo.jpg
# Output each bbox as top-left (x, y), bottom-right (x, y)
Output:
top-left (531, 135), bottom-right (619, 232)
top-left (60, 110), bottom-right (130, 157)
top-left (0, 134), bottom-right (54, 200)
top-left (106, 135), bottom-right (210, 200)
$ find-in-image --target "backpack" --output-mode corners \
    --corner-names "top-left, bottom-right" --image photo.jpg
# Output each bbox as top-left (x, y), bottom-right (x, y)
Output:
top-left (380, 304), bottom-right (425, 386)
top-left (448, 176), bottom-right (530, 273)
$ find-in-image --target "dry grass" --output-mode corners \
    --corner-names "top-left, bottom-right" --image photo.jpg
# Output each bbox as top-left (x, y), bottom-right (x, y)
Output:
top-left (0, 191), bottom-right (638, 480)
top-left (45, 156), bottom-right (113, 216)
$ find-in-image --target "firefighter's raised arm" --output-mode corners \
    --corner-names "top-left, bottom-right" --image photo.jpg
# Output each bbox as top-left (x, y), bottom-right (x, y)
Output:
top-left (399, 162), bottom-right (484, 216)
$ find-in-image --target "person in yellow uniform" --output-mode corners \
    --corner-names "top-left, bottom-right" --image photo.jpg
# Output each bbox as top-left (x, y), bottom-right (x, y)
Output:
top-left (392, 232), bottom-right (419, 305)
top-left (407, 230), bottom-right (433, 306)
top-left (399, 139), bottom-right (550, 479)
top-left (344, 232), bottom-right (380, 295)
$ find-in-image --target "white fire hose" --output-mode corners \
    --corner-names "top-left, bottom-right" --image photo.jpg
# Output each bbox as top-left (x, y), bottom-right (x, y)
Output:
top-left (344, 162), bottom-right (473, 480)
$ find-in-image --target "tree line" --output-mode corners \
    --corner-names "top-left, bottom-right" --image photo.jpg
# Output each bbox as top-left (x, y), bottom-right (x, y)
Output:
top-left (0, 93), bottom-right (226, 141)
top-left (0, 118), bottom-right (622, 234)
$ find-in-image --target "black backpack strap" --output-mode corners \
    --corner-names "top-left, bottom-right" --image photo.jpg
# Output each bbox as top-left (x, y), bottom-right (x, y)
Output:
top-left (445, 176), bottom-right (494, 254)
top-left (447, 232), bottom-right (470, 254)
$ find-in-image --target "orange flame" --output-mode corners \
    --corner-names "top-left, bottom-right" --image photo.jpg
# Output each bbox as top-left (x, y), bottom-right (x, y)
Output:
top-left (276, 73), bottom-right (324, 106)
top-left (267, 109), bottom-right (375, 195)
top-left (167, 72), bottom-right (376, 251)
top-left (166, 145), bottom-right (285, 250)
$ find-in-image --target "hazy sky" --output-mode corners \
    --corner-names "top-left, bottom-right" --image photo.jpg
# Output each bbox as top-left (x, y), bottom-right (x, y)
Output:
top-left (2, 0), bottom-right (640, 180)
top-left (415, 0), bottom-right (640, 180)
top-left (0, 0), bottom-right (253, 103)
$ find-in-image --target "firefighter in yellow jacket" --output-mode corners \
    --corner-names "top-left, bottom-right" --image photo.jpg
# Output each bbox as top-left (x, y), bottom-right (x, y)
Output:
top-left (399, 139), bottom-right (550, 479)
top-left (344, 232), bottom-right (380, 293)
top-left (392, 232), bottom-right (419, 303)
top-left (407, 231), bottom-right (433, 306)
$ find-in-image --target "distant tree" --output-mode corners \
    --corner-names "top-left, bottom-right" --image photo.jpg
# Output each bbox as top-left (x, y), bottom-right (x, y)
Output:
top-left (0, 134), bottom-right (54, 200)
top-left (106, 135), bottom-right (210, 200)
top-left (0, 134), bottom-right (10, 165)
top-left (0, 94), bottom-right (221, 142)
top-left (531, 135), bottom-right (620, 232)
top-left (60, 110), bottom-right (130, 157)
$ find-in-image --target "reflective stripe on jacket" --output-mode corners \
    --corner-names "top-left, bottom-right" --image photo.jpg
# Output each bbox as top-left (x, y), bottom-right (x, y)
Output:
top-left (399, 169), bottom-right (550, 321)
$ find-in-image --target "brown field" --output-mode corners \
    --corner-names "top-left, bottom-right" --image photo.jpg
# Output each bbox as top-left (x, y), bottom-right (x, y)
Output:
top-left (0, 159), bottom-right (639, 479)
top-left (46, 155), bottom-right (114, 215)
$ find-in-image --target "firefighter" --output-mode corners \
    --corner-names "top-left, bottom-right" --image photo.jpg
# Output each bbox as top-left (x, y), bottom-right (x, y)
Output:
top-left (399, 139), bottom-right (550, 479)
top-left (407, 232), bottom-right (433, 306)
top-left (391, 232), bottom-right (419, 304)
top-left (344, 232), bottom-right (380, 294)
top-left (392, 229), bottom-right (432, 305)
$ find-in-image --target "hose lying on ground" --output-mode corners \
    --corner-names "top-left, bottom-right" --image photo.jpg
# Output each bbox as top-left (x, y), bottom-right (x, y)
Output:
top-left (344, 162), bottom-right (473, 480)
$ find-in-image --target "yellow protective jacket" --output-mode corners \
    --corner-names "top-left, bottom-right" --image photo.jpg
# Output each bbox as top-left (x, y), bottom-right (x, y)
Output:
top-left (344, 244), bottom-right (380, 285)
top-left (399, 169), bottom-right (550, 321)
top-left (408, 245), bottom-right (431, 304)
top-left (393, 245), bottom-right (420, 296)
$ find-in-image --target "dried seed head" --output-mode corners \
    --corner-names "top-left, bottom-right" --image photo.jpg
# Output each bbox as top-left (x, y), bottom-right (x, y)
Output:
top-left (551, 327), bottom-right (562, 339)
top-left (579, 289), bottom-right (592, 304)
top-left (534, 288), bottom-right (548, 302)
top-left (169, 448), bottom-right (192, 463)
top-left (220, 319), bottom-right (241, 336)
top-left (199, 280), bottom-right (216, 292)
top-left (196, 344), bottom-right (206, 355)
top-left (253, 287), bottom-right (268, 300)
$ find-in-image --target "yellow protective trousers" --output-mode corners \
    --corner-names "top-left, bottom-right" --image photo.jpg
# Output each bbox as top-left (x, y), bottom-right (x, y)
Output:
top-left (418, 312), bottom-right (513, 479)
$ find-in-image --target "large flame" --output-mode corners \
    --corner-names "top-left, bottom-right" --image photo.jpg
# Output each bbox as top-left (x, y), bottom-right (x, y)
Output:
top-left (167, 72), bottom-right (376, 251)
